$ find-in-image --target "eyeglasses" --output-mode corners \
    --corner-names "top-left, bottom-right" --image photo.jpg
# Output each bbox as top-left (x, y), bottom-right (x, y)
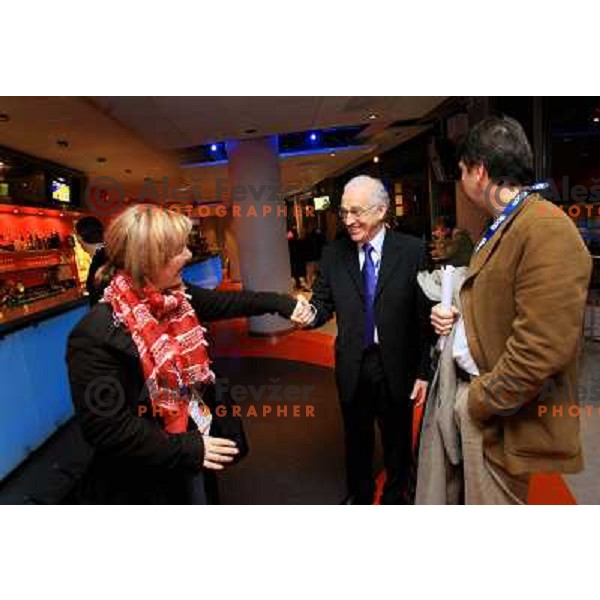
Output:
top-left (337, 204), bottom-right (382, 221)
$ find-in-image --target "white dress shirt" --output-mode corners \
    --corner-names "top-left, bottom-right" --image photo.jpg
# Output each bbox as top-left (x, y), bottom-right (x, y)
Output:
top-left (358, 227), bottom-right (386, 344)
top-left (452, 315), bottom-right (480, 376)
top-left (452, 212), bottom-right (510, 377)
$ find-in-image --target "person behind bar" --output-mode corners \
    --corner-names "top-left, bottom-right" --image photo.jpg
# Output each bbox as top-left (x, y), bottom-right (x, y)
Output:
top-left (67, 204), bottom-right (312, 504)
top-left (430, 116), bottom-right (592, 504)
top-left (74, 216), bottom-right (107, 306)
top-left (295, 175), bottom-right (433, 504)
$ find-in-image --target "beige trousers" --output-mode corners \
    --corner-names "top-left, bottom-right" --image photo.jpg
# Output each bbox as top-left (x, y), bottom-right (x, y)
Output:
top-left (455, 382), bottom-right (529, 505)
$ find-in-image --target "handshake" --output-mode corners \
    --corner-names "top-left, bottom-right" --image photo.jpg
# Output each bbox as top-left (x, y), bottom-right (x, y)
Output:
top-left (290, 294), bottom-right (316, 328)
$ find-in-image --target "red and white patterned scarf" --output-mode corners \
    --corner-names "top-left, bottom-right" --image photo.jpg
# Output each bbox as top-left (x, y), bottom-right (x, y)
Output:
top-left (103, 272), bottom-right (214, 434)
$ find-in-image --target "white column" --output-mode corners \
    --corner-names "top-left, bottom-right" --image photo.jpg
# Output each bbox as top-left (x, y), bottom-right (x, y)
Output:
top-left (226, 137), bottom-right (292, 335)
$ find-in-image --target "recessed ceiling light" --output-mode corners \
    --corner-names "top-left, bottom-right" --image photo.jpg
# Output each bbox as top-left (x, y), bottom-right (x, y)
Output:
top-left (59, 212), bottom-right (65, 217)
top-left (0, 162), bottom-right (4, 167)
top-left (330, 152), bottom-right (336, 157)
top-left (368, 113), bottom-right (378, 120)
top-left (593, 117), bottom-right (600, 123)
top-left (13, 208), bottom-right (19, 214)
top-left (0, 113), bottom-right (9, 123)
top-left (309, 133), bottom-right (317, 142)
top-left (210, 144), bottom-right (218, 152)
top-left (373, 156), bottom-right (380, 163)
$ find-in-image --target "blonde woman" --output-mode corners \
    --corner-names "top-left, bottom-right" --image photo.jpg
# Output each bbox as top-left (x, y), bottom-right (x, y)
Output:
top-left (67, 205), bottom-right (310, 504)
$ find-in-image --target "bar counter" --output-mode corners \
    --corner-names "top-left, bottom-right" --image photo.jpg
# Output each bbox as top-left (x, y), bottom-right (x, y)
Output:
top-left (0, 289), bottom-right (90, 480)
top-left (0, 253), bottom-right (222, 334)
top-left (0, 252), bottom-right (223, 481)
top-left (0, 289), bottom-right (89, 338)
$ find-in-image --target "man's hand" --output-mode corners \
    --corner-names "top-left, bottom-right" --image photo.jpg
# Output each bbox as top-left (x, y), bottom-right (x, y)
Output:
top-left (290, 294), bottom-right (315, 328)
top-left (431, 303), bottom-right (459, 336)
top-left (410, 379), bottom-right (429, 408)
top-left (202, 436), bottom-right (239, 470)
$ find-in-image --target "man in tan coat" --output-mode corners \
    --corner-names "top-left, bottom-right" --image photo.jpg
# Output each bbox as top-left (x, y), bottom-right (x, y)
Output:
top-left (431, 116), bottom-right (592, 504)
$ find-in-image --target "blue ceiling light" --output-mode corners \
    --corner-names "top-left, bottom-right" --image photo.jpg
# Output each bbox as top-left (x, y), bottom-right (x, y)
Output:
top-left (180, 125), bottom-right (368, 167)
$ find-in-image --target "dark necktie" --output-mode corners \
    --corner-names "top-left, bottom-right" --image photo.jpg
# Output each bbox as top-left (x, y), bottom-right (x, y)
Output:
top-left (362, 243), bottom-right (376, 347)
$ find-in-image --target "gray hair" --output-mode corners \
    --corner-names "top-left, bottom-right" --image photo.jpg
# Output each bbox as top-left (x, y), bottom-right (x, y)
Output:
top-left (343, 175), bottom-right (390, 208)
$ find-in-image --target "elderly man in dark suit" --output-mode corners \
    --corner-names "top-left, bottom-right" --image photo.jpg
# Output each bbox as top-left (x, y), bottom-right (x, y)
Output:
top-left (293, 175), bottom-right (432, 504)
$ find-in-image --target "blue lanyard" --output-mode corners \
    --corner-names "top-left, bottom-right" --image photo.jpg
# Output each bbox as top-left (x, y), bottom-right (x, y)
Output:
top-left (474, 182), bottom-right (549, 254)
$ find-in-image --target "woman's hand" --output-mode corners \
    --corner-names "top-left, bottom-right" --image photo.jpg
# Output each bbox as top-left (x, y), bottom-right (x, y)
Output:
top-left (202, 435), bottom-right (239, 470)
top-left (290, 294), bottom-right (315, 327)
top-left (431, 303), bottom-right (460, 336)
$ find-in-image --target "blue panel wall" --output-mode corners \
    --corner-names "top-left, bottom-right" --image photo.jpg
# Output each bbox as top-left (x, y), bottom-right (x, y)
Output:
top-left (182, 256), bottom-right (222, 290)
top-left (0, 304), bottom-right (89, 481)
top-left (0, 256), bottom-right (220, 481)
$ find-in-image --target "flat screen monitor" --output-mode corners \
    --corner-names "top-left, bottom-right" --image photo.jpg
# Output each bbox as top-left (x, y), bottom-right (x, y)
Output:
top-left (51, 177), bottom-right (71, 203)
top-left (314, 196), bottom-right (330, 211)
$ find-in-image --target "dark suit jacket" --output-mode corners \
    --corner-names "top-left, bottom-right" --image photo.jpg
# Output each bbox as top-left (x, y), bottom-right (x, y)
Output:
top-left (310, 230), bottom-right (432, 405)
top-left (66, 284), bottom-right (296, 504)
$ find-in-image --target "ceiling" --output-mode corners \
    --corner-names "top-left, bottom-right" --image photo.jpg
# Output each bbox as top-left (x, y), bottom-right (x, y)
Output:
top-left (0, 96), bottom-right (447, 201)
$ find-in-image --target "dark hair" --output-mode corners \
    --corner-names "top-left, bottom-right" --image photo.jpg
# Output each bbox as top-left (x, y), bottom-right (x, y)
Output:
top-left (458, 116), bottom-right (534, 185)
top-left (75, 216), bottom-right (104, 244)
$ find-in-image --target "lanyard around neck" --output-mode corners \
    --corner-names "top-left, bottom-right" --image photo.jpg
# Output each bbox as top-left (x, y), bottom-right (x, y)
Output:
top-left (474, 182), bottom-right (549, 254)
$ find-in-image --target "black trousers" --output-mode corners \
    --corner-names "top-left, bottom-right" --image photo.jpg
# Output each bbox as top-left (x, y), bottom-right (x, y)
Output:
top-left (340, 347), bottom-right (413, 505)
top-left (186, 470), bottom-right (220, 504)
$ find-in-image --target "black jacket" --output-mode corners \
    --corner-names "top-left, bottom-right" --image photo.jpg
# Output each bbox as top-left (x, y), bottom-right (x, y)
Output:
top-left (66, 284), bottom-right (296, 504)
top-left (310, 230), bottom-right (432, 405)
top-left (86, 246), bottom-right (107, 306)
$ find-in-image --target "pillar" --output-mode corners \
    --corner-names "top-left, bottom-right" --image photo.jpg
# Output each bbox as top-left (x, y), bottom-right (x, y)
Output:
top-left (225, 137), bottom-right (292, 335)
